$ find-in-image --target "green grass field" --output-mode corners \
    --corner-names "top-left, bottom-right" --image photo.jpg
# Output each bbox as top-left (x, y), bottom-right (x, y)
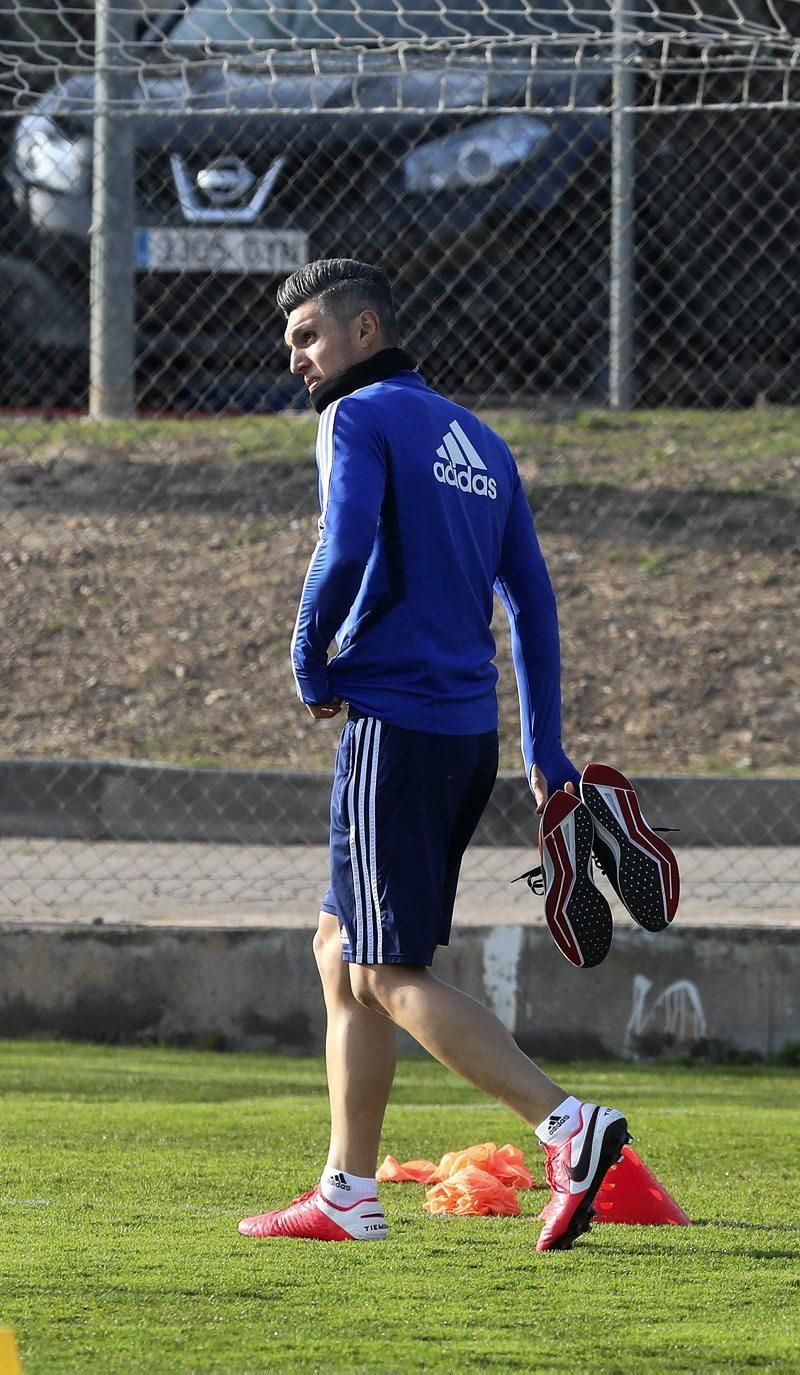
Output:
top-left (3, 405), bottom-right (799, 495)
top-left (1, 1042), bottom-right (798, 1374)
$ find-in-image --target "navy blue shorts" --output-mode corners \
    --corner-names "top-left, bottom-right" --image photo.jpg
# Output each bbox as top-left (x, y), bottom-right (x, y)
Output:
top-left (321, 710), bottom-right (498, 966)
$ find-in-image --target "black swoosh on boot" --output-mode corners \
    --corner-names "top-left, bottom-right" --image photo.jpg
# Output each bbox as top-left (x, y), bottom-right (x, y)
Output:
top-left (566, 1106), bottom-right (601, 1183)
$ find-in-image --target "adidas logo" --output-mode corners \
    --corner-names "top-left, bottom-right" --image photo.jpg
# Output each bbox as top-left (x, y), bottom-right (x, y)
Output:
top-left (329, 1172), bottom-right (350, 1190)
top-left (547, 1113), bottom-right (569, 1134)
top-left (433, 420), bottom-right (497, 500)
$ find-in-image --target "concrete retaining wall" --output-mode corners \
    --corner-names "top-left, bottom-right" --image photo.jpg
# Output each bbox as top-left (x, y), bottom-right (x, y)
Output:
top-left (1, 921), bottom-right (797, 1058)
top-left (1, 758), bottom-right (798, 846)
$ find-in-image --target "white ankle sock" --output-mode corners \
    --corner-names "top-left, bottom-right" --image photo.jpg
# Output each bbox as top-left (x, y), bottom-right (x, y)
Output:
top-left (320, 1166), bottom-right (378, 1206)
top-left (535, 1095), bottom-right (584, 1146)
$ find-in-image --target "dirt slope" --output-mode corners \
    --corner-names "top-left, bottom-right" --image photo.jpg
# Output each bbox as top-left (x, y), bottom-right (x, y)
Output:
top-left (2, 411), bottom-right (798, 776)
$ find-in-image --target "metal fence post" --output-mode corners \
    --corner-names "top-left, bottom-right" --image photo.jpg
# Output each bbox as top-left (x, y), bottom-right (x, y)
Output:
top-left (609, 0), bottom-right (636, 410)
top-left (89, 0), bottom-right (136, 420)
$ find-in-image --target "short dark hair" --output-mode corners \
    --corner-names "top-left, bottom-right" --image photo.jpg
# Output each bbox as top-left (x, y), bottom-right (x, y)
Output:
top-left (277, 258), bottom-right (400, 344)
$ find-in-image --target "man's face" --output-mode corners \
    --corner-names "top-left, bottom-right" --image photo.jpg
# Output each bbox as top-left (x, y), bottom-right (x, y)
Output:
top-left (284, 299), bottom-right (379, 395)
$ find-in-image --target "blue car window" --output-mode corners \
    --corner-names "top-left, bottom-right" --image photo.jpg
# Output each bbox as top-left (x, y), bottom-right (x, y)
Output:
top-left (165, 0), bottom-right (607, 46)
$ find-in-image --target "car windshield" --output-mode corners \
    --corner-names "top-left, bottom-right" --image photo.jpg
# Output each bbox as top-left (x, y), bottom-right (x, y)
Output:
top-left (166, 0), bottom-right (606, 46)
top-left (165, 0), bottom-right (787, 49)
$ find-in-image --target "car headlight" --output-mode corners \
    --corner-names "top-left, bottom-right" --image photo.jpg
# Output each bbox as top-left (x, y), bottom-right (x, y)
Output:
top-left (13, 114), bottom-right (91, 194)
top-left (404, 114), bottom-right (550, 193)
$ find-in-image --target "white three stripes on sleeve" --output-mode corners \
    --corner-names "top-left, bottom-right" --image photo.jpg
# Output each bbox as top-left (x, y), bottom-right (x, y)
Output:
top-left (317, 397), bottom-right (343, 524)
top-left (289, 541), bottom-right (322, 700)
top-left (288, 398), bottom-right (343, 699)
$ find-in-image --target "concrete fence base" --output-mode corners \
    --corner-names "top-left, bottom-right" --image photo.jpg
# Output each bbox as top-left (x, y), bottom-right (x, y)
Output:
top-left (1, 921), bottom-right (797, 1059)
top-left (1, 758), bottom-right (799, 846)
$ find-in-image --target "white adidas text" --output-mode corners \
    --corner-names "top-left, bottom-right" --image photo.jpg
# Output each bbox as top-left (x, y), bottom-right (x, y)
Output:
top-left (434, 462), bottom-right (497, 500)
top-left (433, 419), bottom-right (497, 500)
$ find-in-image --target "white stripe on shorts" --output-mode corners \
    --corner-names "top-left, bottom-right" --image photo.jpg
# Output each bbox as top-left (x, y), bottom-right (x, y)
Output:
top-left (368, 720), bottom-right (382, 962)
top-left (355, 719), bottom-right (374, 962)
top-left (347, 718), bottom-right (366, 959)
top-left (347, 717), bottom-right (382, 963)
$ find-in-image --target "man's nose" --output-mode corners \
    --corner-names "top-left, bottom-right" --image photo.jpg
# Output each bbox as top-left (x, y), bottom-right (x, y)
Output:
top-left (290, 349), bottom-right (307, 376)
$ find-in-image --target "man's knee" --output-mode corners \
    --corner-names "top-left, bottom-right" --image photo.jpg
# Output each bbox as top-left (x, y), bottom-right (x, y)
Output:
top-left (349, 963), bottom-right (417, 1014)
top-left (349, 964), bottom-right (389, 1011)
top-left (313, 915), bottom-right (342, 973)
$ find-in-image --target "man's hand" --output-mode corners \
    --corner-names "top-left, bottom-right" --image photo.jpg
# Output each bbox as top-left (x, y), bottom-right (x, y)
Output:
top-left (531, 765), bottom-right (549, 816)
top-left (305, 697), bottom-right (343, 720)
top-left (531, 765), bottom-right (577, 816)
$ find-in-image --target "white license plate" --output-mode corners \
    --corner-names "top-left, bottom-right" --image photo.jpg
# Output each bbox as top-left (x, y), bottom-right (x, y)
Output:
top-left (135, 227), bottom-right (309, 274)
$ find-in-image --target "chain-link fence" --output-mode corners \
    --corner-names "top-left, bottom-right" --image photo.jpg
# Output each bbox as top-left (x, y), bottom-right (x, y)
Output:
top-left (1, 0), bottom-right (798, 919)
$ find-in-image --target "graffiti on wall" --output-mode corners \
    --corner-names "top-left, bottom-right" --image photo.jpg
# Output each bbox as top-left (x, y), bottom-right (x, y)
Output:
top-left (625, 973), bottom-right (707, 1053)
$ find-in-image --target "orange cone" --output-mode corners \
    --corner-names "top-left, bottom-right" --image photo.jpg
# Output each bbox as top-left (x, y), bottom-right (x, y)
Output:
top-left (592, 1146), bottom-right (690, 1226)
top-left (0, 1327), bottom-right (22, 1375)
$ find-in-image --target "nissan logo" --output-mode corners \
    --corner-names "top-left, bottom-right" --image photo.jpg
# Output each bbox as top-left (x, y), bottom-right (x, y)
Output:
top-left (196, 156), bottom-right (256, 205)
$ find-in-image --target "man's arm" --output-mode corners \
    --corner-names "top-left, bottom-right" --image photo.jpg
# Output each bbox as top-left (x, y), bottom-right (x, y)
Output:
top-left (495, 469), bottom-right (579, 798)
top-left (291, 397), bottom-right (386, 707)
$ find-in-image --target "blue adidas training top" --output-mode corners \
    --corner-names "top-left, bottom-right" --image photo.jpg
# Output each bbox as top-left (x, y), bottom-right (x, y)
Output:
top-left (291, 367), bottom-right (578, 792)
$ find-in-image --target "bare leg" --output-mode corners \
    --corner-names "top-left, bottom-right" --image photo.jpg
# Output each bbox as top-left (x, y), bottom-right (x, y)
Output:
top-left (349, 963), bottom-right (565, 1129)
top-left (313, 913), bottom-right (397, 1178)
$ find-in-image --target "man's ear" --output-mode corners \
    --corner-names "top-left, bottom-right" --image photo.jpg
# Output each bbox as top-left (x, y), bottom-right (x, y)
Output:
top-left (358, 309), bottom-right (381, 348)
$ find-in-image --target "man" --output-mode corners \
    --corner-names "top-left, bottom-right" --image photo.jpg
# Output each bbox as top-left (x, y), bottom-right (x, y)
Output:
top-left (238, 258), bottom-right (629, 1253)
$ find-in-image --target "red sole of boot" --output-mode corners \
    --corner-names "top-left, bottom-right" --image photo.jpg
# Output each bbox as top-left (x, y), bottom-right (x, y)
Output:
top-left (539, 791), bottom-right (613, 968)
top-left (580, 763), bottom-right (680, 930)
